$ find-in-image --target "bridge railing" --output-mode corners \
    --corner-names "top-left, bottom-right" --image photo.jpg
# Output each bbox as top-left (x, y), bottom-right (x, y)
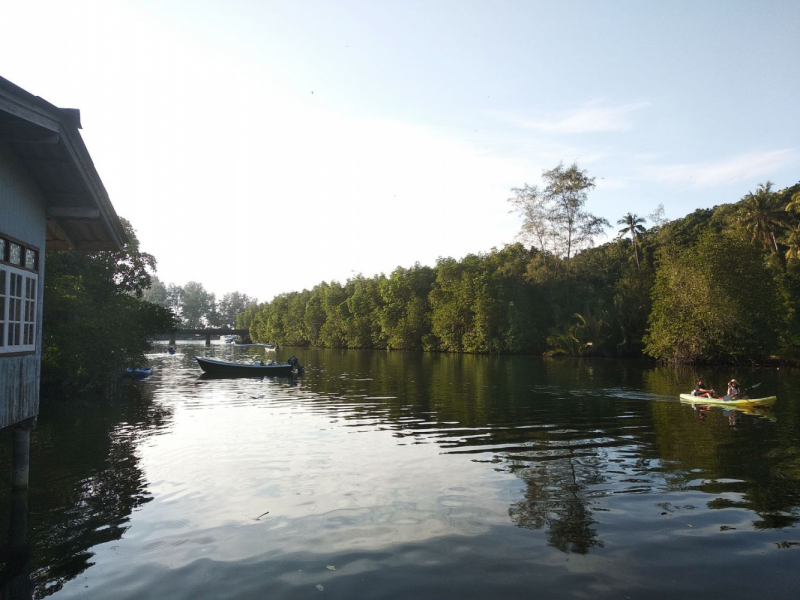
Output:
top-left (157, 328), bottom-right (252, 345)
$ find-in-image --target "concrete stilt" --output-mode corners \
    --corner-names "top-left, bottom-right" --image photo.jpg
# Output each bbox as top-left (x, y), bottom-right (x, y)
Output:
top-left (11, 427), bottom-right (31, 490)
top-left (205, 332), bottom-right (212, 346)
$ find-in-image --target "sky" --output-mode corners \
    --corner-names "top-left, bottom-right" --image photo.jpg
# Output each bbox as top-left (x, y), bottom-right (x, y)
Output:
top-left (2, 0), bottom-right (798, 302)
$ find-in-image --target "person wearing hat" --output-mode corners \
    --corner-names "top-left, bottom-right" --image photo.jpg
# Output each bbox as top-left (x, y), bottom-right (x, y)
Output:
top-left (727, 379), bottom-right (741, 399)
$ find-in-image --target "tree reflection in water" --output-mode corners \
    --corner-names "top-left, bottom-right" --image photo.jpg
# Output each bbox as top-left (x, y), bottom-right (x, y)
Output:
top-left (0, 488), bottom-right (33, 599)
top-left (508, 452), bottom-right (605, 554)
top-left (0, 383), bottom-right (173, 599)
top-left (303, 349), bottom-right (800, 554)
top-left (2, 349), bottom-right (800, 596)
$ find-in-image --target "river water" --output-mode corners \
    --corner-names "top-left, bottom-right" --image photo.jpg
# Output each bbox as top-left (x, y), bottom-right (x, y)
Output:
top-left (1, 344), bottom-right (798, 599)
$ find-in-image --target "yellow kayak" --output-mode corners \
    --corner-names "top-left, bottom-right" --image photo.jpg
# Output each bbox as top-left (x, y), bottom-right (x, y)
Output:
top-left (679, 393), bottom-right (776, 408)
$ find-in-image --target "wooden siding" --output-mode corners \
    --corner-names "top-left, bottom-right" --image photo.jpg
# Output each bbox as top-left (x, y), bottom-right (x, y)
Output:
top-left (1, 144), bottom-right (46, 430)
top-left (0, 354), bottom-right (39, 429)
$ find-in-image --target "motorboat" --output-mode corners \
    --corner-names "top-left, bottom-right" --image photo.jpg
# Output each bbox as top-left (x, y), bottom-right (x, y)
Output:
top-left (195, 355), bottom-right (303, 377)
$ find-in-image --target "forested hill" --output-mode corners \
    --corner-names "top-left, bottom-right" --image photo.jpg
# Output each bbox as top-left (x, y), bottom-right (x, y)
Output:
top-left (247, 178), bottom-right (800, 364)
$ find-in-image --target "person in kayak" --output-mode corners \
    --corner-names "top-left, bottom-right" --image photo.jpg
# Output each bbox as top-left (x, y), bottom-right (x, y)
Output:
top-left (727, 379), bottom-right (741, 399)
top-left (694, 378), bottom-right (716, 398)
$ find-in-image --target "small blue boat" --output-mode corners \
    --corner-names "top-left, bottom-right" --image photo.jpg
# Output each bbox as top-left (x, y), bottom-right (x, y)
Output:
top-left (125, 367), bottom-right (154, 379)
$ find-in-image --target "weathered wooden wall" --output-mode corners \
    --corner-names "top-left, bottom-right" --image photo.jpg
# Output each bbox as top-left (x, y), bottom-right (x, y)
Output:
top-left (0, 356), bottom-right (39, 429)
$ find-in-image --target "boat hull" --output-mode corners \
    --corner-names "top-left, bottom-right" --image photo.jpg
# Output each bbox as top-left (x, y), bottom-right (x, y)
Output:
top-left (195, 356), bottom-right (298, 377)
top-left (679, 393), bottom-right (776, 408)
top-left (124, 367), bottom-right (154, 379)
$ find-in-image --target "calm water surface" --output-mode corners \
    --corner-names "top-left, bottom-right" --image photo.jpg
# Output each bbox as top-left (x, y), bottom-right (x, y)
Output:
top-left (1, 344), bottom-right (799, 599)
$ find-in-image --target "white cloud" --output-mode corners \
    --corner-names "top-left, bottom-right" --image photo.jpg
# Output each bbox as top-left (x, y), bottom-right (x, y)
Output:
top-left (638, 149), bottom-right (798, 188)
top-left (495, 101), bottom-right (650, 134)
top-left (594, 177), bottom-right (629, 191)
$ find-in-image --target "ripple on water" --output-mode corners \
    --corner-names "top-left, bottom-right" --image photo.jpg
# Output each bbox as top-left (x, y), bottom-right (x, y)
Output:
top-left (9, 346), bottom-right (799, 600)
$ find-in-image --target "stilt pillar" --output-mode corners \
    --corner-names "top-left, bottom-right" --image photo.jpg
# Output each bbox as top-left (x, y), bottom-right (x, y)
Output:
top-left (205, 331), bottom-right (212, 346)
top-left (11, 425), bottom-right (31, 490)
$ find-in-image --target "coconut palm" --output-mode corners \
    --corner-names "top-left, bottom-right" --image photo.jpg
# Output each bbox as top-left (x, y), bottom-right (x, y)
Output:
top-left (785, 190), bottom-right (800, 214)
top-left (782, 227), bottom-right (800, 260)
top-left (738, 181), bottom-right (785, 254)
top-left (617, 213), bottom-right (647, 267)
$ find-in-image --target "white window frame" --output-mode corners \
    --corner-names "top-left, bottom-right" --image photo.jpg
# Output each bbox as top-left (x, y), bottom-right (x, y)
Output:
top-left (0, 261), bottom-right (38, 355)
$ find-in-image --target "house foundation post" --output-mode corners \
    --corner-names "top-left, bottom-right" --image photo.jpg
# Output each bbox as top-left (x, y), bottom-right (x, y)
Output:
top-left (11, 420), bottom-right (33, 490)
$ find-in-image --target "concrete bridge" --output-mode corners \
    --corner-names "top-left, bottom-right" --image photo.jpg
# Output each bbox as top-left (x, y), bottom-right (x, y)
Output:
top-left (165, 328), bottom-right (251, 346)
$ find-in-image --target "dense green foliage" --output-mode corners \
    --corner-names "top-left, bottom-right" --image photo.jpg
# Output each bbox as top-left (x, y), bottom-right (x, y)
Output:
top-left (41, 220), bottom-right (175, 396)
top-left (249, 173), bottom-right (800, 364)
top-left (644, 231), bottom-right (782, 363)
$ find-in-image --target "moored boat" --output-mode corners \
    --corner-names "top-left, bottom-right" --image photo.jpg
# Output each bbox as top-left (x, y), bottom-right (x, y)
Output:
top-left (124, 367), bottom-right (154, 379)
top-left (679, 393), bottom-right (776, 408)
top-left (195, 355), bottom-right (303, 377)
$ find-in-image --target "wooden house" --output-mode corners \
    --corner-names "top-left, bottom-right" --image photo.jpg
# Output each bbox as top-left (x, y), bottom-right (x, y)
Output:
top-left (0, 76), bottom-right (126, 486)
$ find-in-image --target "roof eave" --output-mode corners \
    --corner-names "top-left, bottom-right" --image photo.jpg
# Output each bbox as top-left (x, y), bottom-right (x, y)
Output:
top-left (0, 76), bottom-right (128, 251)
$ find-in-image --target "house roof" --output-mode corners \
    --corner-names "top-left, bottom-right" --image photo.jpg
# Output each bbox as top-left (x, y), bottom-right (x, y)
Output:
top-left (0, 76), bottom-right (127, 251)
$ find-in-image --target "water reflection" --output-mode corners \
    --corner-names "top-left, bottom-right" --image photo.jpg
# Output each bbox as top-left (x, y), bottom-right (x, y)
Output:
top-left (0, 381), bottom-right (173, 598)
top-left (0, 488), bottom-right (32, 599)
top-left (508, 454), bottom-right (604, 554)
top-left (292, 351), bottom-right (798, 552)
top-left (0, 346), bottom-right (797, 599)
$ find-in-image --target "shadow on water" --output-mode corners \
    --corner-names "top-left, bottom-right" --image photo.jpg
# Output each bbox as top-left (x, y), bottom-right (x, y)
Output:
top-left (0, 345), bottom-right (799, 599)
top-left (0, 488), bottom-right (33, 599)
top-left (0, 381), bottom-right (173, 598)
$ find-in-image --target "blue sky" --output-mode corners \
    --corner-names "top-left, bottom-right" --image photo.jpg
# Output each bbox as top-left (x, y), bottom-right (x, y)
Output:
top-left (2, 0), bottom-right (798, 301)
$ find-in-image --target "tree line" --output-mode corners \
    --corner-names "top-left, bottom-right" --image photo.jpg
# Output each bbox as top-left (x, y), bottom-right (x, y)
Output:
top-left (246, 163), bottom-right (800, 364)
top-left (143, 277), bottom-right (257, 329)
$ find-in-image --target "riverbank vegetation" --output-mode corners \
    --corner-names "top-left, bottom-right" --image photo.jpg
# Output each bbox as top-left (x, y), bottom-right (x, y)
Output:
top-left (248, 164), bottom-right (800, 364)
top-left (143, 278), bottom-right (257, 329)
top-left (41, 220), bottom-right (175, 397)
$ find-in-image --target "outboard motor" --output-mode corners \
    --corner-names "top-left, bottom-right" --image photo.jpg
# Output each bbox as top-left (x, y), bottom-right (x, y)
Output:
top-left (288, 355), bottom-right (304, 376)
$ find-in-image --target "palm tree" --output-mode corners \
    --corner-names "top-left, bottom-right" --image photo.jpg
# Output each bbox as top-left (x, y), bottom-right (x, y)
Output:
top-left (738, 181), bottom-right (784, 254)
top-left (785, 190), bottom-right (800, 214)
top-left (617, 213), bottom-right (647, 267)
top-left (782, 226), bottom-right (800, 260)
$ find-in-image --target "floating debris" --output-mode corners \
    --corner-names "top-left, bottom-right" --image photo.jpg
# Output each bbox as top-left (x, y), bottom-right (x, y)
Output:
top-left (316, 584), bottom-right (324, 591)
top-left (327, 565), bottom-right (336, 571)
